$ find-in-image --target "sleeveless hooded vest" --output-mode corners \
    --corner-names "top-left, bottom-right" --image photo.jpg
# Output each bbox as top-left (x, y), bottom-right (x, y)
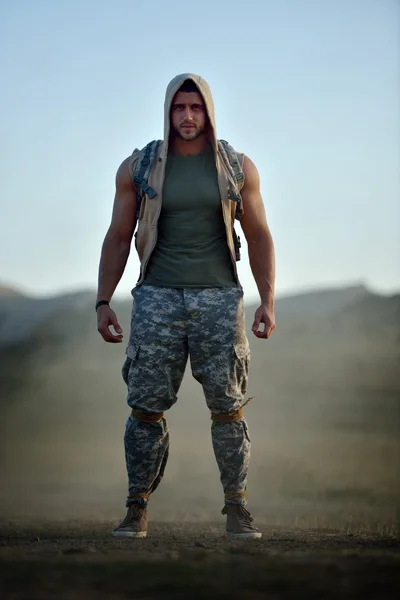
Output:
top-left (128, 73), bottom-right (245, 286)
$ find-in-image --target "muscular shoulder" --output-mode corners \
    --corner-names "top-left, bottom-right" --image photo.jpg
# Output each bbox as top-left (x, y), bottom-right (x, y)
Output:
top-left (242, 155), bottom-right (260, 192)
top-left (116, 157), bottom-right (133, 189)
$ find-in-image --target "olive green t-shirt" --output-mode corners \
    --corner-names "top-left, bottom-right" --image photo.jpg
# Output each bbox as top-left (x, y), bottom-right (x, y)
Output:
top-left (143, 145), bottom-right (237, 288)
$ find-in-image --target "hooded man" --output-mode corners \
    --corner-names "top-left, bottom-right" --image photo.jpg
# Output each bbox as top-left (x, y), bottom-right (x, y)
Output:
top-left (96, 73), bottom-right (276, 539)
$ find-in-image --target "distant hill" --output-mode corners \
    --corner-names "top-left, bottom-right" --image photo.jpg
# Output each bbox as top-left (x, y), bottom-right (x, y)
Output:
top-left (332, 291), bottom-right (400, 332)
top-left (0, 289), bottom-right (94, 346)
top-left (1, 281), bottom-right (397, 349)
top-left (0, 281), bottom-right (398, 404)
top-left (0, 284), bottom-right (25, 297)
top-left (274, 283), bottom-right (370, 316)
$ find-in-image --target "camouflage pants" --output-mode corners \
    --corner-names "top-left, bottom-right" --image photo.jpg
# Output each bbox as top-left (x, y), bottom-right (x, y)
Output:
top-left (121, 285), bottom-right (251, 506)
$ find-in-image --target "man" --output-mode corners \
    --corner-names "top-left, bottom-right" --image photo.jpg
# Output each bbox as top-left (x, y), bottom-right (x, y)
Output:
top-left (96, 73), bottom-right (276, 539)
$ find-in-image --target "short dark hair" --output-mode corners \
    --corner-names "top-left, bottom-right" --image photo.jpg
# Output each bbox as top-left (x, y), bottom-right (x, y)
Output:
top-left (178, 79), bottom-right (200, 94)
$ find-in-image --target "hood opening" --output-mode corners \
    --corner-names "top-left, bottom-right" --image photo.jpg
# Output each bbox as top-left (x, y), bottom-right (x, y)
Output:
top-left (163, 73), bottom-right (218, 155)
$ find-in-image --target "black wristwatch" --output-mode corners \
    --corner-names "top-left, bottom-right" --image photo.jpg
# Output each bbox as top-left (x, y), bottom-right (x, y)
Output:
top-left (95, 300), bottom-right (109, 312)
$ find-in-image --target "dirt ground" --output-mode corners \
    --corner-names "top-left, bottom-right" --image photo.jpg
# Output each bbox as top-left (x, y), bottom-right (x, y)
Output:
top-left (0, 520), bottom-right (399, 599)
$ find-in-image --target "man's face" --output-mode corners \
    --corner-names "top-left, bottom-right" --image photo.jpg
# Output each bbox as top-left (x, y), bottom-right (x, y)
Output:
top-left (170, 91), bottom-right (207, 141)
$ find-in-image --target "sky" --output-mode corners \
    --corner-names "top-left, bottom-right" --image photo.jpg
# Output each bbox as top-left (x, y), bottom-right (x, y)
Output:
top-left (0, 0), bottom-right (399, 302)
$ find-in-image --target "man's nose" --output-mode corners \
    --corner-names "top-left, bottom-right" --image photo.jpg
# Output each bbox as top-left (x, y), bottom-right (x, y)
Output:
top-left (184, 106), bottom-right (193, 120)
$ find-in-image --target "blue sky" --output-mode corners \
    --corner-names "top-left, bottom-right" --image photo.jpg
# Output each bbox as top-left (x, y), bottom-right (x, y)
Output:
top-left (0, 0), bottom-right (399, 302)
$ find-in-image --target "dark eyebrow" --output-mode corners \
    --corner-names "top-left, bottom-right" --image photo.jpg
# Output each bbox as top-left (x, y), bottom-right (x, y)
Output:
top-left (172, 102), bottom-right (204, 109)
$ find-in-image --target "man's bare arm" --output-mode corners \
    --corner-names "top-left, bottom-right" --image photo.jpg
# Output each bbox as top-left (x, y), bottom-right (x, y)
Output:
top-left (97, 157), bottom-right (137, 303)
top-left (240, 155), bottom-right (276, 338)
top-left (240, 155), bottom-right (275, 308)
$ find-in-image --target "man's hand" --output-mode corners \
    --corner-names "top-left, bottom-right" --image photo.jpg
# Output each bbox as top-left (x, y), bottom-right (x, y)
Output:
top-left (252, 304), bottom-right (276, 339)
top-left (97, 305), bottom-right (123, 343)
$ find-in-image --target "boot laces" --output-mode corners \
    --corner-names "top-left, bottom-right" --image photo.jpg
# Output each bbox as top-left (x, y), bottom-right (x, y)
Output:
top-left (223, 504), bottom-right (254, 526)
top-left (119, 503), bottom-right (143, 527)
top-left (235, 505), bottom-right (254, 527)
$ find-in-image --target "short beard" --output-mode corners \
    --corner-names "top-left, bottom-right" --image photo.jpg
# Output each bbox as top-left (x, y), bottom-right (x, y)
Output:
top-left (171, 123), bottom-right (205, 142)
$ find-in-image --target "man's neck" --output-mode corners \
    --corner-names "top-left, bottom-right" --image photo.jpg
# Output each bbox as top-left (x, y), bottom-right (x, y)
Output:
top-left (170, 135), bottom-right (208, 156)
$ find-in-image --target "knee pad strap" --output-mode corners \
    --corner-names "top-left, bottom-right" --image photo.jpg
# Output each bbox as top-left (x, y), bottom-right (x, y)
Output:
top-left (127, 493), bottom-right (150, 501)
top-left (225, 491), bottom-right (247, 501)
top-left (211, 407), bottom-right (243, 423)
top-left (131, 409), bottom-right (164, 423)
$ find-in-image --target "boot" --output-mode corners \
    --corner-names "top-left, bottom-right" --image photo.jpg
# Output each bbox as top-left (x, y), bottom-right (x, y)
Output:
top-left (112, 503), bottom-right (147, 538)
top-left (222, 504), bottom-right (262, 539)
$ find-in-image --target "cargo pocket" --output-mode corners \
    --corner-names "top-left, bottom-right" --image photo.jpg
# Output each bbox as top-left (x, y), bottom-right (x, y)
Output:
top-left (126, 343), bottom-right (140, 361)
top-left (234, 340), bottom-right (250, 360)
top-left (232, 340), bottom-right (250, 398)
top-left (124, 341), bottom-right (182, 412)
top-left (123, 343), bottom-right (142, 401)
top-left (242, 420), bottom-right (251, 443)
top-left (122, 344), bottom-right (140, 385)
top-left (122, 356), bottom-right (131, 385)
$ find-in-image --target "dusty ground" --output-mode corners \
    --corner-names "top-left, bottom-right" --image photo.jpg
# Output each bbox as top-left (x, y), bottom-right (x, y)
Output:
top-left (0, 520), bottom-right (399, 599)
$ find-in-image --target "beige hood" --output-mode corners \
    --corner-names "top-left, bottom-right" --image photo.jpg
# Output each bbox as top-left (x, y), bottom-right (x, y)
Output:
top-left (162, 73), bottom-right (218, 155)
